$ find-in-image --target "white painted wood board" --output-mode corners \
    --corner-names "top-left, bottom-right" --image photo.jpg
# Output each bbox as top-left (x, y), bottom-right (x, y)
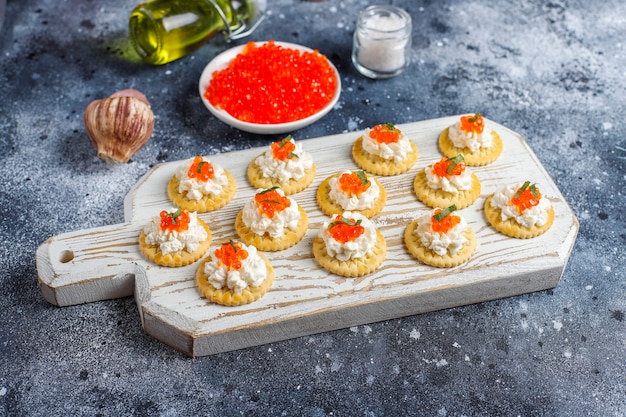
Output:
top-left (36, 116), bottom-right (579, 357)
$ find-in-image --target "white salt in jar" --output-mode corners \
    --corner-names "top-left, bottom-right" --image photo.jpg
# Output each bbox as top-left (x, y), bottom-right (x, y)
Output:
top-left (352, 5), bottom-right (412, 79)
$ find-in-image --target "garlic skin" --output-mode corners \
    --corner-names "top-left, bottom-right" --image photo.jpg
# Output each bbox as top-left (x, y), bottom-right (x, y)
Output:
top-left (84, 89), bottom-right (155, 164)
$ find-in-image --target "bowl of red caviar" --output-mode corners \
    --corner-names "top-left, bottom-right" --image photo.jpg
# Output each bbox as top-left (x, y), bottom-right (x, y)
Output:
top-left (199, 40), bottom-right (341, 134)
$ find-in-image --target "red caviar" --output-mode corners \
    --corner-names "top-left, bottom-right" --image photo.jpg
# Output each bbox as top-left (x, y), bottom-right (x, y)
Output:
top-left (205, 41), bottom-right (338, 124)
top-left (255, 187), bottom-right (291, 218)
top-left (215, 241), bottom-right (248, 270)
top-left (510, 182), bottom-right (542, 213)
top-left (187, 156), bottom-right (215, 182)
top-left (271, 136), bottom-right (297, 161)
top-left (338, 171), bottom-right (370, 196)
top-left (431, 207), bottom-right (460, 234)
top-left (159, 208), bottom-right (190, 233)
top-left (328, 216), bottom-right (365, 244)
top-left (370, 123), bottom-right (401, 144)
top-left (460, 113), bottom-right (485, 134)
top-left (432, 155), bottom-right (465, 177)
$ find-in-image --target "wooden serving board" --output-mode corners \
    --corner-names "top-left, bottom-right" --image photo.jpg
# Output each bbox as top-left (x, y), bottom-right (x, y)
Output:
top-left (36, 116), bottom-right (579, 357)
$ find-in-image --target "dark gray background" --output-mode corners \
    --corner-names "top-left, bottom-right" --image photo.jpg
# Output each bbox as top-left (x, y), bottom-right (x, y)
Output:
top-left (1, 0), bottom-right (624, 415)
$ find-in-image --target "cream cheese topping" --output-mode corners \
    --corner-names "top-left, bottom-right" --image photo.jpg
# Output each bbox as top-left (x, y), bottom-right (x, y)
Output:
top-left (490, 183), bottom-right (552, 228)
top-left (255, 138), bottom-right (313, 182)
top-left (176, 157), bottom-right (229, 201)
top-left (320, 212), bottom-right (377, 261)
top-left (448, 121), bottom-right (494, 152)
top-left (143, 210), bottom-right (208, 255)
top-left (203, 243), bottom-right (267, 293)
top-left (415, 209), bottom-right (469, 256)
top-left (361, 127), bottom-right (414, 162)
top-left (425, 164), bottom-right (472, 193)
top-left (242, 188), bottom-right (301, 238)
top-left (328, 170), bottom-right (380, 210)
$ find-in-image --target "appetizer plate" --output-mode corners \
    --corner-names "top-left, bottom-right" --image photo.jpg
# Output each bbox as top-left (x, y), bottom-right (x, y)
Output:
top-left (198, 41), bottom-right (341, 134)
top-left (36, 117), bottom-right (579, 357)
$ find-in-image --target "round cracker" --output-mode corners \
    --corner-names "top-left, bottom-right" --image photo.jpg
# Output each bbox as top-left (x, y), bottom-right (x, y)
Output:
top-left (247, 156), bottom-right (317, 195)
top-left (413, 170), bottom-right (481, 209)
top-left (483, 195), bottom-right (555, 238)
top-left (438, 127), bottom-right (503, 166)
top-left (316, 173), bottom-right (387, 218)
top-left (352, 137), bottom-right (418, 176)
top-left (404, 220), bottom-right (477, 268)
top-left (312, 230), bottom-right (386, 277)
top-left (138, 219), bottom-right (212, 267)
top-left (168, 170), bottom-right (237, 213)
top-left (235, 206), bottom-right (308, 251)
top-left (195, 253), bottom-right (274, 306)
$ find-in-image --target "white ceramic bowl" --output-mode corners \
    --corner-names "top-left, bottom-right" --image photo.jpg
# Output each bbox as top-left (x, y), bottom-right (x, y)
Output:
top-left (198, 41), bottom-right (341, 135)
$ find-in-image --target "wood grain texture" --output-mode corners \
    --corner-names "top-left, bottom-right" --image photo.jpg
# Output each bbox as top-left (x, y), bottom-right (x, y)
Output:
top-left (36, 116), bottom-right (579, 357)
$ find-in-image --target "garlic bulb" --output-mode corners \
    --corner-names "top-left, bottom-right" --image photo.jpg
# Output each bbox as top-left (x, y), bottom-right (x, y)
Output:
top-left (84, 89), bottom-right (155, 164)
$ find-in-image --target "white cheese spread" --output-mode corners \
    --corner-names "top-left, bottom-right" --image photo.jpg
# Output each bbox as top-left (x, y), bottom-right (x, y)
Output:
top-left (175, 157), bottom-right (229, 201)
top-left (254, 138), bottom-right (313, 182)
top-left (490, 183), bottom-right (552, 228)
top-left (415, 209), bottom-right (469, 256)
top-left (361, 127), bottom-right (414, 162)
top-left (328, 170), bottom-right (380, 210)
top-left (448, 120), bottom-right (493, 153)
top-left (242, 188), bottom-right (301, 239)
top-left (143, 209), bottom-right (208, 255)
top-left (203, 243), bottom-right (267, 293)
top-left (319, 211), bottom-right (377, 261)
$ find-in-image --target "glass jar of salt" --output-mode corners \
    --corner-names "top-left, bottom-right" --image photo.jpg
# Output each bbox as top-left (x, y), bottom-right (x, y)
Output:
top-left (352, 5), bottom-right (412, 79)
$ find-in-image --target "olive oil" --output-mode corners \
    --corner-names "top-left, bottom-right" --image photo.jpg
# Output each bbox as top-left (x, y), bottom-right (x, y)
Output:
top-left (129, 0), bottom-right (264, 65)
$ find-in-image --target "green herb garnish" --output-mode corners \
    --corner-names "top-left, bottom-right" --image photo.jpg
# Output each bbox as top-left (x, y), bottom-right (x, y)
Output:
top-left (229, 239), bottom-right (238, 253)
top-left (513, 181), bottom-right (531, 198)
top-left (355, 170), bottom-right (368, 185)
top-left (168, 208), bottom-right (182, 224)
top-left (445, 155), bottom-right (464, 175)
top-left (433, 205), bottom-right (457, 222)
top-left (196, 161), bottom-right (206, 173)
top-left (329, 217), bottom-right (362, 229)
top-left (259, 186), bottom-right (280, 195)
top-left (278, 135), bottom-right (293, 147)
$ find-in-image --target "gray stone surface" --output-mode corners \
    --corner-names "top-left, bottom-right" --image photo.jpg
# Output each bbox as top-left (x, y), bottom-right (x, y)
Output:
top-left (1, 0), bottom-right (625, 415)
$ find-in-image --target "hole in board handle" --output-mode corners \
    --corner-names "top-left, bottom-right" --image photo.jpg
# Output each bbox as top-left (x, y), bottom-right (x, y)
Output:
top-left (59, 250), bottom-right (74, 263)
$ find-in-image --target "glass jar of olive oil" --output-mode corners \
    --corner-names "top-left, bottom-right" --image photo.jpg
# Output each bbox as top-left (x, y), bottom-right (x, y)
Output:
top-left (129, 0), bottom-right (265, 65)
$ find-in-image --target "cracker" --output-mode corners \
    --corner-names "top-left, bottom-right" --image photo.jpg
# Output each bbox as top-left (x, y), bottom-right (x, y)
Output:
top-left (352, 137), bottom-right (418, 176)
top-left (247, 157), bottom-right (317, 195)
top-left (438, 127), bottom-right (503, 166)
top-left (167, 170), bottom-right (237, 213)
top-left (138, 219), bottom-right (212, 267)
top-left (413, 170), bottom-right (481, 209)
top-left (404, 220), bottom-right (477, 268)
top-left (312, 230), bottom-right (386, 277)
top-left (316, 173), bottom-right (387, 218)
top-left (195, 253), bottom-right (274, 306)
top-left (483, 195), bottom-right (555, 238)
top-left (235, 206), bottom-right (308, 251)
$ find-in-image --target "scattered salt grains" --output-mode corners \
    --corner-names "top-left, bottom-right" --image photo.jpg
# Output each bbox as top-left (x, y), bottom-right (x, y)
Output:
top-left (0, 387), bottom-right (6, 396)
top-left (410, 329), bottom-right (421, 340)
top-left (553, 320), bottom-right (563, 331)
top-left (585, 285), bottom-right (593, 290)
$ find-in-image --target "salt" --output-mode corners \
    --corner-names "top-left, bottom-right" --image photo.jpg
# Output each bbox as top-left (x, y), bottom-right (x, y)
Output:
top-left (352, 5), bottom-right (412, 79)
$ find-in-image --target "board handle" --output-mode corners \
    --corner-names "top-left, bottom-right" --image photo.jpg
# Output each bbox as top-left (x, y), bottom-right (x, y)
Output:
top-left (36, 222), bottom-right (144, 307)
